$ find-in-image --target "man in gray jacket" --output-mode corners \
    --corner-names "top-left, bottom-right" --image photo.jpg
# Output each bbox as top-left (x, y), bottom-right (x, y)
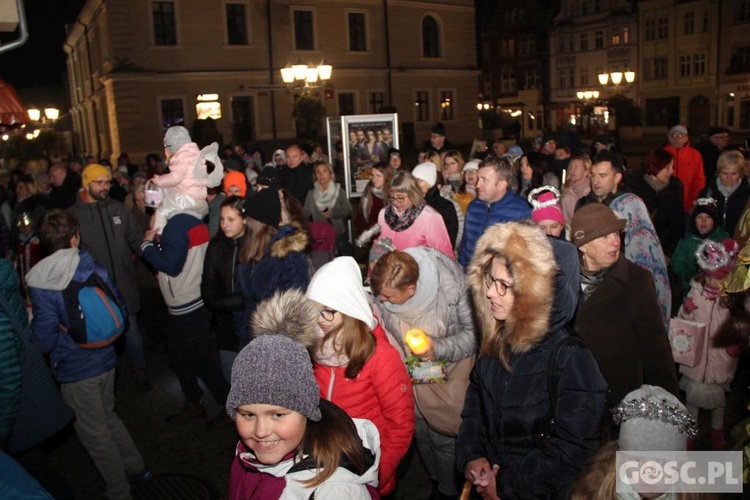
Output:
top-left (70, 164), bottom-right (150, 391)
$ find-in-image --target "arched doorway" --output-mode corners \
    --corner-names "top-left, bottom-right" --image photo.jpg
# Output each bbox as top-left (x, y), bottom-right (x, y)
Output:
top-left (688, 95), bottom-right (710, 135)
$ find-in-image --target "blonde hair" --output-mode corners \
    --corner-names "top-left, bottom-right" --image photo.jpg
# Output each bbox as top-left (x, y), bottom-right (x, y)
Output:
top-left (239, 217), bottom-right (278, 264)
top-left (385, 171), bottom-right (424, 208)
top-left (716, 150), bottom-right (744, 175)
top-left (442, 149), bottom-right (465, 176)
top-left (423, 150), bottom-right (442, 172)
top-left (469, 138), bottom-right (487, 159)
top-left (564, 155), bottom-right (592, 188)
top-left (313, 160), bottom-right (335, 180)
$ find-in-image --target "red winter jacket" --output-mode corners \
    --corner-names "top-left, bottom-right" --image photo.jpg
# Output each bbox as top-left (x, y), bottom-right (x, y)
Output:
top-left (664, 143), bottom-right (706, 213)
top-left (313, 322), bottom-right (414, 495)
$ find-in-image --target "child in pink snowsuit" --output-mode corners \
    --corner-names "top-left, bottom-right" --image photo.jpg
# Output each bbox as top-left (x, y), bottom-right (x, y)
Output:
top-left (152, 126), bottom-right (222, 233)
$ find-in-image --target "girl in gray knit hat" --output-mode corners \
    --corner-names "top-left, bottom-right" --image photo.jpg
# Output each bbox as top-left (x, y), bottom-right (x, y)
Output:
top-left (226, 290), bottom-right (381, 499)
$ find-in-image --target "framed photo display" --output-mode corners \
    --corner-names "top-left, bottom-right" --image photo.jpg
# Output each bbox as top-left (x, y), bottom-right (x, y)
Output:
top-left (325, 117), bottom-right (343, 179)
top-left (341, 113), bottom-right (399, 198)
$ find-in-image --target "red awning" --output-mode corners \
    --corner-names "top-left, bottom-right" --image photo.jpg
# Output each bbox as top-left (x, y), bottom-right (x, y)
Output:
top-left (0, 78), bottom-right (29, 127)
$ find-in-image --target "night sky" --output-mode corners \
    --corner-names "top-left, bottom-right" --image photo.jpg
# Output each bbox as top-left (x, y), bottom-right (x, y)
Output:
top-left (0, 0), bottom-right (87, 89)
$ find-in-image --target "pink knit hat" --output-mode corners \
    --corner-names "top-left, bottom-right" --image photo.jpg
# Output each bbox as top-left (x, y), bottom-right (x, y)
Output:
top-left (529, 187), bottom-right (564, 226)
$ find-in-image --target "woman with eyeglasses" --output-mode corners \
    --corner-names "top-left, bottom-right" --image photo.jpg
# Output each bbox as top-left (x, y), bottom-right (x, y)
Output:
top-left (291, 256), bottom-right (414, 495)
top-left (371, 171), bottom-right (454, 260)
top-left (370, 246), bottom-right (476, 499)
top-left (458, 222), bottom-right (606, 499)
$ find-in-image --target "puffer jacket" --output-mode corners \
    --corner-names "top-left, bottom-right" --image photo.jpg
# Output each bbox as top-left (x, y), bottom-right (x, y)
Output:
top-left (0, 259), bottom-right (23, 439)
top-left (313, 323), bottom-right (412, 494)
top-left (458, 192), bottom-right (531, 267)
top-left (70, 192), bottom-right (143, 315)
top-left (458, 225), bottom-right (607, 499)
top-left (678, 280), bottom-right (742, 386)
top-left (202, 231), bottom-right (245, 351)
top-left (237, 223), bottom-right (309, 344)
top-left (375, 246), bottom-right (476, 362)
top-left (664, 142), bottom-right (706, 213)
top-left (26, 249), bottom-right (121, 384)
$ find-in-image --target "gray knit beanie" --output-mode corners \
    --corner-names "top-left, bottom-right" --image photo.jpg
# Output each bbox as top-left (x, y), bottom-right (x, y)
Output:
top-left (226, 335), bottom-right (322, 421)
top-left (163, 126), bottom-right (192, 155)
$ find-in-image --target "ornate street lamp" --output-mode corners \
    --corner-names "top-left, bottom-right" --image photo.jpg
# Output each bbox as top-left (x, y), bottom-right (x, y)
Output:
top-left (280, 60), bottom-right (333, 88)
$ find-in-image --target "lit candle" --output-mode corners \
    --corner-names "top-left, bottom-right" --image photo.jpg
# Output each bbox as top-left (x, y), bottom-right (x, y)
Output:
top-left (404, 328), bottom-right (431, 356)
top-left (561, 168), bottom-right (566, 186)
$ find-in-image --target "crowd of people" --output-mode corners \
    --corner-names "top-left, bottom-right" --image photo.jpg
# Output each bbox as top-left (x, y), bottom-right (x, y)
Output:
top-left (1, 121), bottom-right (749, 499)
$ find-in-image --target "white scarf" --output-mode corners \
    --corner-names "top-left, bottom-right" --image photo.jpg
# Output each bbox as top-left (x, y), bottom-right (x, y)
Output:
top-left (313, 181), bottom-right (339, 212)
top-left (313, 325), bottom-right (350, 367)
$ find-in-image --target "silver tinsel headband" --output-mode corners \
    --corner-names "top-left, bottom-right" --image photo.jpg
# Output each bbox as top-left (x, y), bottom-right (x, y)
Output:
top-left (695, 239), bottom-right (732, 273)
top-left (527, 185), bottom-right (561, 209)
top-left (612, 397), bottom-right (699, 439)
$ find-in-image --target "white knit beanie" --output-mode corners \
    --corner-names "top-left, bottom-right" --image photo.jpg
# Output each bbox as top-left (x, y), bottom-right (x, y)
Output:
top-left (412, 162), bottom-right (437, 188)
top-left (306, 257), bottom-right (377, 329)
top-left (613, 385), bottom-right (698, 452)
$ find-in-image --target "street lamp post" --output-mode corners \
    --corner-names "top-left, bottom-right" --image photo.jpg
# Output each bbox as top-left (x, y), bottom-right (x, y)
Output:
top-left (280, 59), bottom-right (333, 89)
top-left (597, 70), bottom-right (636, 142)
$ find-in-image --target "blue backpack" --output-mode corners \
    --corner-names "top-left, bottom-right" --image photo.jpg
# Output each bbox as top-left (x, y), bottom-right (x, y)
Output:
top-left (61, 272), bottom-right (126, 348)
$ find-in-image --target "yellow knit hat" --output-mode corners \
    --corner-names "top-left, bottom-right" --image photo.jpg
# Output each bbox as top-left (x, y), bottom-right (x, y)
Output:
top-left (81, 164), bottom-right (111, 188)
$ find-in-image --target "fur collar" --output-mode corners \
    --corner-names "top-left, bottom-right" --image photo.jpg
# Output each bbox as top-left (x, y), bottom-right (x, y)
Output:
top-left (252, 288), bottom-right (319, 349)
top-left (269, 222), bottom-right (309, 259)
top-left (467, 222), bottom-right (556, 363)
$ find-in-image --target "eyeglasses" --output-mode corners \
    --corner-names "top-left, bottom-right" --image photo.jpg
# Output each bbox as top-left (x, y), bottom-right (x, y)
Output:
top-left (319, 309), bottom-right (337, 321)
top-left (388, 194), bottom-right (408, 203)
top-left (483, 273), bottom-right (512, 296)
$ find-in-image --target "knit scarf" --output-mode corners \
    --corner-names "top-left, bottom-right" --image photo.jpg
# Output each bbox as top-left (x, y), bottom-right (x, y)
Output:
top-left (384, 201), bottom-right (425, 232)
top-left (465, 184), bottom-right (477, 196)
top-left (313, 181), bottom-right (339, 212)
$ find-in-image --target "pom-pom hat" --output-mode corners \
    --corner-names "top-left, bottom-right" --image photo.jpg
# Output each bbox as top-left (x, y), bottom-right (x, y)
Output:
top-left (226, 335), bottom-right (322, 421)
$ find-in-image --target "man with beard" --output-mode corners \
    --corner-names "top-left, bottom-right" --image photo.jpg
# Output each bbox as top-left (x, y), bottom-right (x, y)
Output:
top-left (70, 164), bottom-right (150, 392)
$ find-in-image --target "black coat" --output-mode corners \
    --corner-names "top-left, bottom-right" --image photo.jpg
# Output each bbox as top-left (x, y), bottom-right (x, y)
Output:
top-left (424, 186), bottom-right (458, 248)
top-left (47, 171), bottom-right (81, 210)
top-left (625, 172), bottom-right (685, 257)
top-left (201, 232), bottom-right (244, 351)
top-left (699, 177), bottom-right (750, 236)
top-left (458, 235), bottom-right (607, 499)
top-left (280, 163), bottom-right (314, 204)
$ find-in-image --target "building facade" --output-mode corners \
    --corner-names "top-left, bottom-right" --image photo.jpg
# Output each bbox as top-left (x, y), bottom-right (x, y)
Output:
top-left (548, 0), bottom-right (637, 136)
top-left (717, 0), bottom-right (750, 131)
top-left (638, 0), bottom-right (720, 135)
top-left (64, 0), bottom-right (477, 162)
top-left (477, 0), bottom-right (554, 140)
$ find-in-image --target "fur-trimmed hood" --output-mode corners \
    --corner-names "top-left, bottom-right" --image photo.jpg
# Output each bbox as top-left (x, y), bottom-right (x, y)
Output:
top-left (252, 288), bottom-right (319, 348)
top-left (269, 222), bottom-right (309, 259)
top-left (467, 222), bottom-right (557, 360)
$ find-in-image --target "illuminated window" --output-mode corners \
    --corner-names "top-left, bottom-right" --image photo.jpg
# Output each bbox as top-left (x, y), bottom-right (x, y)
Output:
top-left (196, 94), bottom-right (222, 120)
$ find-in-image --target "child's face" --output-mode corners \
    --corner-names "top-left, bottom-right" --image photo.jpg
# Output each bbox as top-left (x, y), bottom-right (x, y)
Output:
top-left (236, 404), bottom-right (306, 465)
top-left (537, 219), bottom-right (564, 237)
top-left (315, 303), bottom-right (343, 334)
top-left (695, 213), bottom-right (715, 235)
top-left (704, 274), bottom-right (722, 288)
